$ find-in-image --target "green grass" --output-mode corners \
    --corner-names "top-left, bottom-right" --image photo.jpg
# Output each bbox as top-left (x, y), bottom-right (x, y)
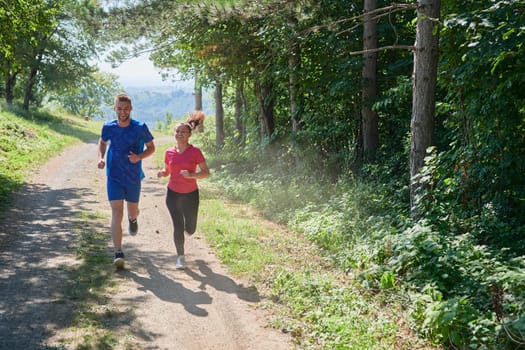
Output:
top-left (49, 211), bottom-right (135, 350)
top-left (0, 105), bottom-right (102, 213)
top-left (196, 182), bottom-right (434, 349)
top-left (199, 192), bottom-right (284, 275)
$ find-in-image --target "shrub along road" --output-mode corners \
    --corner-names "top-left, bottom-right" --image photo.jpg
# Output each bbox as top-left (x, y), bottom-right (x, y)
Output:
top-left (0, 140), bottom-right (293, 349)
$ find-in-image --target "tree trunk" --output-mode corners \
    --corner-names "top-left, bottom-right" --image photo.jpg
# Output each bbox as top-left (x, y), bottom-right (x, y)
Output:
top-left (214, 81), bottom-right (225, 150)
top-left (254, 79), bottom-right (275, 140)
top-left (287, 12), bottom-right (301, 133)
top-left (23, 66), bottom-right (39, 110)
top-left (194, 73), bottom-right (203, 111)
top-left (410, 0), bottom-right (441, 214)
top-left (234, 80), bottom-right (245, 145)
top-left (4, 71), bottom-right (18, 105)
top-left (361, 0), bottom-right (379, 160)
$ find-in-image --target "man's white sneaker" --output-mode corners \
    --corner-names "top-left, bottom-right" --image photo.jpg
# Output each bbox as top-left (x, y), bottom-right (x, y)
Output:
top-left (114, 251), bottom-right (125, 268)
top-left (176, 255), bottom-right (186, 269)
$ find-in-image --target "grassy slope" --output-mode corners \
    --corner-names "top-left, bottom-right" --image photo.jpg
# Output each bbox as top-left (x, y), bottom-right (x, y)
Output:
top-left (0, 107), bottom-right (102, 213)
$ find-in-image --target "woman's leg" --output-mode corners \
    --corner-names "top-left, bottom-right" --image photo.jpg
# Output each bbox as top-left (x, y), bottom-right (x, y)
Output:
top-left (166, 189), bottom-right (186, 255)
top-left (182, 190), bottom-right (200, 235)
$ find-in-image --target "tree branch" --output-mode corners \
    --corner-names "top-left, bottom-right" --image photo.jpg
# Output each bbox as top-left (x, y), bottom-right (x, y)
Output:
top-left (349, 45), bottom-right (415, 56)
top-left (302, 3), bottom-right (418, 36)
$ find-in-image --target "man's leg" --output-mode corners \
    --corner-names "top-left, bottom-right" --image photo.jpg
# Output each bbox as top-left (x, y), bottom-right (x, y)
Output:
top-left (127, 201), bottom-right (140, 222)
top-left (110, 199), bottom-right (124, 251)
top-left (125, 182), bottom-right (141, 235)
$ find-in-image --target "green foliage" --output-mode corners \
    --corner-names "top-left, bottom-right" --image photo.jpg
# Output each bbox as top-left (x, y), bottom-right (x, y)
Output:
top-left (47, 71), bottom-right (122, 119)
top-left (391, 141), bottom-right (525, 348)
top-left (413, 294), bottom-right (481, 347)
top-left (0, 0), bottom-right (104, 107)
top-left (99, 0), bottom-right (414, 177)
top-left (373, 75), bottom-right (412, 167)
top-left (385, 218), bottom-right (525, 349)
top-left (270, 269), bottom-right (402, 349)
top-left (207, 137), bottom-right (525, 349)
top-left (437, 0), bottom-right (525, 226)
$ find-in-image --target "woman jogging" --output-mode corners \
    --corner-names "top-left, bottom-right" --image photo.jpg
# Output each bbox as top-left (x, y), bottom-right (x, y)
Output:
top-left (157, 120), bottom-right (210, 269)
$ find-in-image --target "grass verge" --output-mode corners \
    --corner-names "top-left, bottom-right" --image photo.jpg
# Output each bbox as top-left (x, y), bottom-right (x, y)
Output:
top-left (47, 211), bottom-right (117, 349)
top-left (0, 106), bottom-right (102, 214)
top-left (46, 211), bottom-right (141, 350)
top-left (198, 184), bottom-right (436, 350)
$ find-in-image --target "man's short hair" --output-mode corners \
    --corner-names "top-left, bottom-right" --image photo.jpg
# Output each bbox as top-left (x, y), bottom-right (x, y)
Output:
top-left (114, 93), bottom-right (132, 105)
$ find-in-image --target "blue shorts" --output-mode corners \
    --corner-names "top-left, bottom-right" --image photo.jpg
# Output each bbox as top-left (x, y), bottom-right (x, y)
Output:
top-left (107, 178), bottom-right (141, 202)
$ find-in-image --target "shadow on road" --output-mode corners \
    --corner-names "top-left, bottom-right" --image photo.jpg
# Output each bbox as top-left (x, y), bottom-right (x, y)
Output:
top-left (0, 182), bottom-right (108, 349)
top-left (118, 254), bottom-right (262, 318)
top-left (124, 256), bottom-right (212, 317)
top-left (186, 259), bottom-right (261, 303)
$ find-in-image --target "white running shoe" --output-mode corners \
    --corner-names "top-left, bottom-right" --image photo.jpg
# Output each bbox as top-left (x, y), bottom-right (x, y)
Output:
top-left (114, 251), bottom-right (125, 268)
top-left (176, 255), bottom-right (186, 269)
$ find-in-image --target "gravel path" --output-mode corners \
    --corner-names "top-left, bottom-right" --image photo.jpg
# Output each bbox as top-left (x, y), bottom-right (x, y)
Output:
top-left (0, 140), bottom-right (293, 350)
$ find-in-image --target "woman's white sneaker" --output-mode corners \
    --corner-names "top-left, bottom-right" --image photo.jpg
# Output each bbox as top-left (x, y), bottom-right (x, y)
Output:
top-left (176, 255), bottom-right (186, 269)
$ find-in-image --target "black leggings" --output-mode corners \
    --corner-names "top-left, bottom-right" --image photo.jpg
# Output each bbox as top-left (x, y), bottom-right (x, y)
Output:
top-left (166, 188), bottom-right (200, 256)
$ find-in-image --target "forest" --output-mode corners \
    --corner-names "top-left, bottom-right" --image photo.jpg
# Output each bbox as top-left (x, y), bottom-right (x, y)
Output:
top-left (1, 0), bottom-right (524, 349)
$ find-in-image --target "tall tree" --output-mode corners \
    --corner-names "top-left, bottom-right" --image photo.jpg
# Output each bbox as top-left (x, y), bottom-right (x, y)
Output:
top-left (0, 0), bottom-right (102, 107)
top-left (194, 72), bottom-right (203, 111)
top-left (0, 0), bottom-right (58, 104)
top-left (409, 0), bottom-right (441, 214)
top-left (215, 80), bottom-right (225, 149)
top-left (361, 0), bottom-right (379, 159)
top-left (254, 78), bottom-right (275, 139)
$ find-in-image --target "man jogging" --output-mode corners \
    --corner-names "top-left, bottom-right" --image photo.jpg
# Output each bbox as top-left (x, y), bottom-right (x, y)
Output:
top-left (97, 93), bottom-right (155, 268)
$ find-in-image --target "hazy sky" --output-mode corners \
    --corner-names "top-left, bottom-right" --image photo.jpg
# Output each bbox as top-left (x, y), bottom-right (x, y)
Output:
top-left (96, 54), bottom-right (183, 87)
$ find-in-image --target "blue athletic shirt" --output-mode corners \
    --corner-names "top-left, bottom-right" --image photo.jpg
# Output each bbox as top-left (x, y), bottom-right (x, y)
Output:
top-left (101, 119), bottom-right (154, 185)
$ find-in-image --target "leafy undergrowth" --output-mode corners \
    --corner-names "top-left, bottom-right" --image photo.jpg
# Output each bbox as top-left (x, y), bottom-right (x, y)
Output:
top-left (198, 184), bottom-right (437, 350)
top-left (186, 129), bottom-right (525, 349)
top-left (200, 160), bottom-right (525, 349)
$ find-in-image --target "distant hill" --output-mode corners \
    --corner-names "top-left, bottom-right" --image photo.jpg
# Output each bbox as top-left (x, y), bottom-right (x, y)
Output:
top-left (100, 83), bottom-right (213, 127)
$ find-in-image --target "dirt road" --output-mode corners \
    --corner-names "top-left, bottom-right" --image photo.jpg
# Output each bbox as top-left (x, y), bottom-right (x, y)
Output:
top-left (0, 140), bottom-right (293, 349)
